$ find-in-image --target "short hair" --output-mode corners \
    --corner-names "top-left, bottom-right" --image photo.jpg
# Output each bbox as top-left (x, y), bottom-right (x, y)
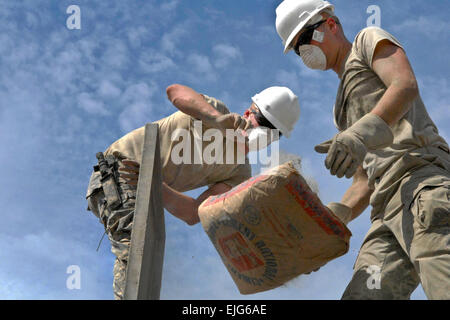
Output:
top-left (321, 8), bottom-right (335, 17)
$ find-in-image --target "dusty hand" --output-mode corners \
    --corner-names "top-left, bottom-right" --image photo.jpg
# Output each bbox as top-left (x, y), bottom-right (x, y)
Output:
top-left (118, 160), bottom-right (140, 186)
top-left (207, 113), bottom-right (253, 133)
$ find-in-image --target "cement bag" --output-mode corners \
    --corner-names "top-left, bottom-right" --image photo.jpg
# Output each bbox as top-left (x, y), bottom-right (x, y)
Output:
top-left (198, 161), bottom-right (352, 294)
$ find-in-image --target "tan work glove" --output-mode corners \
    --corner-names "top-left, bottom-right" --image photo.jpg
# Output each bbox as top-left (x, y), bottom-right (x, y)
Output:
top-left (205, 113), bottom-right (253, 134)
top-left (315, 113), bottom-right (393, 179)
top-left (326, 202), bottom-right (352, 225)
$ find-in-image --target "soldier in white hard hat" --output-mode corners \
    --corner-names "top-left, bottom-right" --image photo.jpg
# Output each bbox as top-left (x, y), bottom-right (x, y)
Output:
top-left (85, 83), bottom-right (300, 299)
top-left (276, 0), bottom-right (450, 299)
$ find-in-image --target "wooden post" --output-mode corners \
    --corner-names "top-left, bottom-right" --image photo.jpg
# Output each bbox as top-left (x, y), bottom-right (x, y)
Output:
top-left (124, 123), bottom-right (165, 300)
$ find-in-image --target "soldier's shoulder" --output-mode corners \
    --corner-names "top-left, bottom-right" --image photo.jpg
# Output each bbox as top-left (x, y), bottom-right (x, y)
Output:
top-left (354, 26), bottom-right (397, 44)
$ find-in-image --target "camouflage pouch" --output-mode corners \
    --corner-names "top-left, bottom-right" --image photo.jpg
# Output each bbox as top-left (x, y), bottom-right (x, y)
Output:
top-left (94, 152), bottom-right (122, 210)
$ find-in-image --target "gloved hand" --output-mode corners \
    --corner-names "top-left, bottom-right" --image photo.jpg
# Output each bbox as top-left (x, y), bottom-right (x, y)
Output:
top-left (326, 202), bottom-right (352, 225)
top-left (206, 113), bottom-right (253, 134)
top-left (315, 113), bottom-right (393, 179)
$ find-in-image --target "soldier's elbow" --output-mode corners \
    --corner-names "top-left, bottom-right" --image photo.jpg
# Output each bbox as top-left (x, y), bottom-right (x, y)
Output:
top-left (166, 84), bottom-right (183, 102)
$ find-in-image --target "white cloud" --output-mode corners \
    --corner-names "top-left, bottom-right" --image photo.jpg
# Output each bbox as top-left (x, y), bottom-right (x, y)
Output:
top-left (98, 80), bottom-right (122, 99)
top-left (240, 24), bottom-right (278, 44)
top-left (116, 82), bottom-right (161, 132)
top-left (101, 40), bottom-right (130, 69)
top-left (118, 101), bottom-right (151, 133)
top-left (392, 16), bottom-right (447, 39)
top-left (25, 11), bottom-right (40, 28)
top-left (187, 53), bottom-right (217, 82)
top-left (139, 51), bottom-right (176, 73)
top-left (161, 25), bottom-right (188, 55)
top-left (78, 92), bottom-right (109, 115)
top-left (0, 229), bottom-right (114, 299)
top-left (53, 114), bottom-right (84, 144)
top-left (160, 0), bottom-right (180, 13)
top-left (418, 76), bottom-right (450, 142)
top-left (120, 82), bottom-right (157, 104)
top-left (275, 69), bottom-right (301, 93)
top-left (127, 26), bottom-right (150, 49)
top-left (213, 43), bottom-right (242, 68)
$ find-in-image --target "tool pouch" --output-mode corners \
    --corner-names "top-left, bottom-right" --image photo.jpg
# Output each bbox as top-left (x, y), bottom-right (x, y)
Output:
top-left (94, 152), bottom-right (122, 210)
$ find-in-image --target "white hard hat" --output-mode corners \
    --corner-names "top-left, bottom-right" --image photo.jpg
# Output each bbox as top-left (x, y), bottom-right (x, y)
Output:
top-left (251, 87), bottom-right (300, 138)
top-left (276, 0), bottom-right (334, 53)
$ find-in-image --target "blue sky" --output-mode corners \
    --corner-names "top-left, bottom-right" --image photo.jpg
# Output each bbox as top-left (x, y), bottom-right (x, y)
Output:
top-left (0, 0), bottom-right (448, 300)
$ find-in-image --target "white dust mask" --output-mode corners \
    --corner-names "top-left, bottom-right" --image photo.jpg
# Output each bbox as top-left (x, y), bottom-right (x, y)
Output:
top-left (298, 44), bottom-right (327, 70)
top-left (247, 127), bottom-right (278, 152)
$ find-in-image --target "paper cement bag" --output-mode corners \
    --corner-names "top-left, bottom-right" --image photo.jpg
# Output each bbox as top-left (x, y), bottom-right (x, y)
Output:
top-left (198, 161), bottom-right (352, 294)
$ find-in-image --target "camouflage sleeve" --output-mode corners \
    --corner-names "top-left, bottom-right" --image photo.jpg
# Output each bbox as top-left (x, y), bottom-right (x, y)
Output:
top-left (86, 171), bottom-right (102, 199)
top-left (354, 27), bottom-right (404, 68)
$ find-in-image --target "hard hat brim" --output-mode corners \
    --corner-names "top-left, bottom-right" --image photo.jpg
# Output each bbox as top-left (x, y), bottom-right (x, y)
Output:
top-left (283, 3), bottom-right (334, 54)
top-left (252, 96), bottom-right (291, 138)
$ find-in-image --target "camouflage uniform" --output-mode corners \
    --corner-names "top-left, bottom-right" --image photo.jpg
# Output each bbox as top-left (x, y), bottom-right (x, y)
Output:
top-left (87, 157), bottom-right (137, 300)
top-left (334, 27), bottom-right (450, 299)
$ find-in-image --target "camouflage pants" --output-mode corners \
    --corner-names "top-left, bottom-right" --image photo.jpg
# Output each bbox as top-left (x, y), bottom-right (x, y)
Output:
top-left (342, 167), bottom-right (450, 300)
top-left (87, 167), bottom-right (137, 300)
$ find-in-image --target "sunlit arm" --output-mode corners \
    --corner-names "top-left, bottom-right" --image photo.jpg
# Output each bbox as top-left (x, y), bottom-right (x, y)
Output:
top-left (370, 40), bottom-right (419, 127)
top-left (341, 166), bottom-right (373, 221)
top-left (166, 84), bottom-right (223, 122)
top-left (162, 182), bottom-right (232, 226)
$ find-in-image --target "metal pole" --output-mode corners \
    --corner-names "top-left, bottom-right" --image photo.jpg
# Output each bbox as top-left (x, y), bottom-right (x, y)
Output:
top-left (124, 123), bottom-right (165, 300)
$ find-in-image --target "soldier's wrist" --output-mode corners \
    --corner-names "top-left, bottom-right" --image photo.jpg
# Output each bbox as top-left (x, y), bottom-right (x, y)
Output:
top-left (326, 202), bottom-right (352, 225)
top-left (350, 113), bottom-right (394, 150)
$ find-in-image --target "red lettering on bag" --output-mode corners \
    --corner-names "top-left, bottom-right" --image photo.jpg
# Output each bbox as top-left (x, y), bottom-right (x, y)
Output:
top-left (219, 232), bottom-right (264, 272)
top-left (285, 179), bottom-right (351, 238)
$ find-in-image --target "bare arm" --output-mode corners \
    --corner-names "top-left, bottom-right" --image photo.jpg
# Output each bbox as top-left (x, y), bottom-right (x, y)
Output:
top-left (370, 40), bottom-right (419, 127)
top-left (162, 182), bottom-right (232, 225)
top-left (119, 159), bottom-right (232, 225)
top-left (166, 84), bottom-right (252, 133)
top-left (340, 166), bottom-right (373, 221)
top-left (166, 84), bottom-right (223, 122)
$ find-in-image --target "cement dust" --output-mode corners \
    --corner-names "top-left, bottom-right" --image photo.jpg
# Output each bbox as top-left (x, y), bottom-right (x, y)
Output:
top-left (263, 149), bottom-right (320, 196)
